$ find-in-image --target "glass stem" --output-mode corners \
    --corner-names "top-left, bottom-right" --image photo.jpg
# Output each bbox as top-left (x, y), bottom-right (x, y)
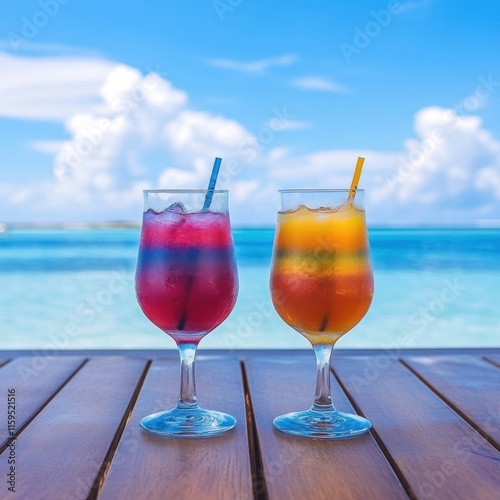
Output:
top-left (177, 343), bottom-right (199, 409)
top-left (312, 343), bottom-right (335, 411)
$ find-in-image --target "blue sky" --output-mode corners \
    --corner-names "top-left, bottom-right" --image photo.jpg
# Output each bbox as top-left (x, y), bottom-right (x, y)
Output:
top-left (1, 0), bottom-right (499, 225)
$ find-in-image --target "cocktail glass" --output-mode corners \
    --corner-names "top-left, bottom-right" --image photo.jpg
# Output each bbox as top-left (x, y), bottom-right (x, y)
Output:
top-left (135, 189), bottom-right (238, 437)
top-left (269, 189), bottom-right (374, 438)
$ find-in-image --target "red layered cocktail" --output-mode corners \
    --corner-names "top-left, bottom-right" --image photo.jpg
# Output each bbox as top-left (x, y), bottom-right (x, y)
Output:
top-left (136, 207), bottom-right (238, 345)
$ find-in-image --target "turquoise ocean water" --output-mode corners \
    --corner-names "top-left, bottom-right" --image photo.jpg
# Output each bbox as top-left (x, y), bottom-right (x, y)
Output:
top-left (0, 227), bottom-right (499, 350)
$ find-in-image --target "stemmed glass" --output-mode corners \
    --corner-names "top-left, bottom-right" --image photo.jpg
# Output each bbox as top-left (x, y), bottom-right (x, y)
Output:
top-left (269, 189), bottom-right (374, 438)
top-left (135, 189), bottom-right (238, 437)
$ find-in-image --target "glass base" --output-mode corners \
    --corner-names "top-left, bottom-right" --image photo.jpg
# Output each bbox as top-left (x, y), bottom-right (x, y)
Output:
top-left (140, 406), bottom-right (236, 438)
top-left (273, 407), bottom-right (371, 439)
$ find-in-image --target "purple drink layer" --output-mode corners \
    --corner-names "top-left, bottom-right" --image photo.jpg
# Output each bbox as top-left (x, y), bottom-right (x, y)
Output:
top-left (136, 209), bottom-right (238, 343)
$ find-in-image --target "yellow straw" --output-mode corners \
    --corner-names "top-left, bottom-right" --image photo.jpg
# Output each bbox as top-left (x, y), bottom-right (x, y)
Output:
top-left (348, 156), bottom-right (365, 200)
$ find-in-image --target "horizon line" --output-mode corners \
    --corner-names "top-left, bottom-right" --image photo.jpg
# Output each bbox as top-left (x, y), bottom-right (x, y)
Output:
top-left (2, 221), bottom-right (500, 231)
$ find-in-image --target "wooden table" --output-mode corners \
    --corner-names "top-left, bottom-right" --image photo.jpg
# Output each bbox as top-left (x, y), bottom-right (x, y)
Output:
top-left (1, 349), bottom-right (499, 499)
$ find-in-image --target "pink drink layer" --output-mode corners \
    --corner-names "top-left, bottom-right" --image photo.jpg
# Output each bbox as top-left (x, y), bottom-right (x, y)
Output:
top-left (136, 209), bottom-right (238, 344)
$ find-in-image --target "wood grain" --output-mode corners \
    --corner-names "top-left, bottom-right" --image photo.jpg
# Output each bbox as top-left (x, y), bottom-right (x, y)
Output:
top-left (402, 355), bottom-right (500, 447)
top-left (0, 350), bottom-right (498, 499)
top-left (99, 356), bottom-right (253, 500)
top-left (0, 356), bottom-right (147, 499)
top-left (0, 356), bottom-right (85, 446)
top-left (333, 355), bottom-right (500, 499)
top-left (244, 356), bottom-right (407, 500)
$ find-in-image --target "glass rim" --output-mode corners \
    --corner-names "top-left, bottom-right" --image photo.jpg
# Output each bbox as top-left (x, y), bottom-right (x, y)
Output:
top-left (143, 189), bottom-right (228, 194)
top-left (278, 188), bottom-right (365, 193)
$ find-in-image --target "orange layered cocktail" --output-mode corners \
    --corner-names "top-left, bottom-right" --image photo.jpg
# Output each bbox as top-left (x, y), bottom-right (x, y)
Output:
top-left (269, 180), bottom-right (374, 438)
top-left (270, 200), bottom-right (374, 345)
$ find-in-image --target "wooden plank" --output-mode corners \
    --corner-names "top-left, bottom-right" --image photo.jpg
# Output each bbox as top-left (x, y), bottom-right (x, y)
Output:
top-left (0, 356), bottom-right (147, 499)
top-left (245, 357), bottom-right (407, 500)
top-left (403, 355), bottom-right (500, 447)
top-left (0, 356), bottom-right (85, 446)
top-left (333, 355), bottom-right (500, 499)
top-left (99, 356), bottom-right (253, 500)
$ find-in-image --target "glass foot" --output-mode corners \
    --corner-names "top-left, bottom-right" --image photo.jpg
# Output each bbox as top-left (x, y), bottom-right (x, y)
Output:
top-left (273, 407), bottom-right (371, 439)
top-left (141, 406), bottom-right (236, 438)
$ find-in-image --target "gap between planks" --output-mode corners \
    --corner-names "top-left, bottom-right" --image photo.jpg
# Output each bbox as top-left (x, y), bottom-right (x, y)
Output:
top-left (483, 355), bottom-right (500, 369)
top-left (0, 358), bottom-right (88, 455)
top-left (330, 362), bottom-right (415, 500)
top-left (88, 360), bottom-right (153, 500)
top-left (399, 358), bottom-right (500, 453)
top-left (240, 360), bottom-right (269, 500)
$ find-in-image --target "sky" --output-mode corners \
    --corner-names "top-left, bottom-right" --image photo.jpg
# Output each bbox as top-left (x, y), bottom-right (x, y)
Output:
top-left (0, 0), bottom-right (499, 226)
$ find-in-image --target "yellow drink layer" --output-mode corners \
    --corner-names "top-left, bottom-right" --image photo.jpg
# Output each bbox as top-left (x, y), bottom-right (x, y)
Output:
top-left (270, 203), bottom-right (374, 343)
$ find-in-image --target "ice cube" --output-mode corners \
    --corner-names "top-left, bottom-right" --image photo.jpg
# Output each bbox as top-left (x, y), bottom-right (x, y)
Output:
top-left (166, 202), bottom-right (186, 214)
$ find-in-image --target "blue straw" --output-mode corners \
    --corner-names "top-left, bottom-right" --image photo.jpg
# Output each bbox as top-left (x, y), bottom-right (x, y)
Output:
top-left (202, 157), bottom-right (222, 211)
top-left (176, 157), bottom-right (222, 330)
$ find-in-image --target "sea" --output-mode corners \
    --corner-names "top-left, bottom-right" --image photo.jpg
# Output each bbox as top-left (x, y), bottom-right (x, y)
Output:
top-left (0, 227), bottom-right (499, 351)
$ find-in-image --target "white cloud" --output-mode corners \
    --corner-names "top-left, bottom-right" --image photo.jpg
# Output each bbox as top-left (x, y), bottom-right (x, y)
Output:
top-left (157, 167), bottom-right (201, 189)
top-left (264, 106), bottom-right (500, 223)
top-left (1, 50), bottom-right (500, 226)
top-left (291, 76), bottom-right (346, 93)
top-left (164, 110), bottom-right (252, 160)
top-left (0, 51), bottom-right (114, 121)
top-left (0, 53), bottom-right (260, 221)
top-left (375, 107), bottom-right (500, 219)
top-left (475, 167), bottom-right (500, 198)
top-left (47, 63), bottom-right (190, 196)
top-left (206, 54), bottom-right (297, 73)
top-left (269, 149), bottom-right (395, 187)
top-left (232, 180), bottom-right (260, 202)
